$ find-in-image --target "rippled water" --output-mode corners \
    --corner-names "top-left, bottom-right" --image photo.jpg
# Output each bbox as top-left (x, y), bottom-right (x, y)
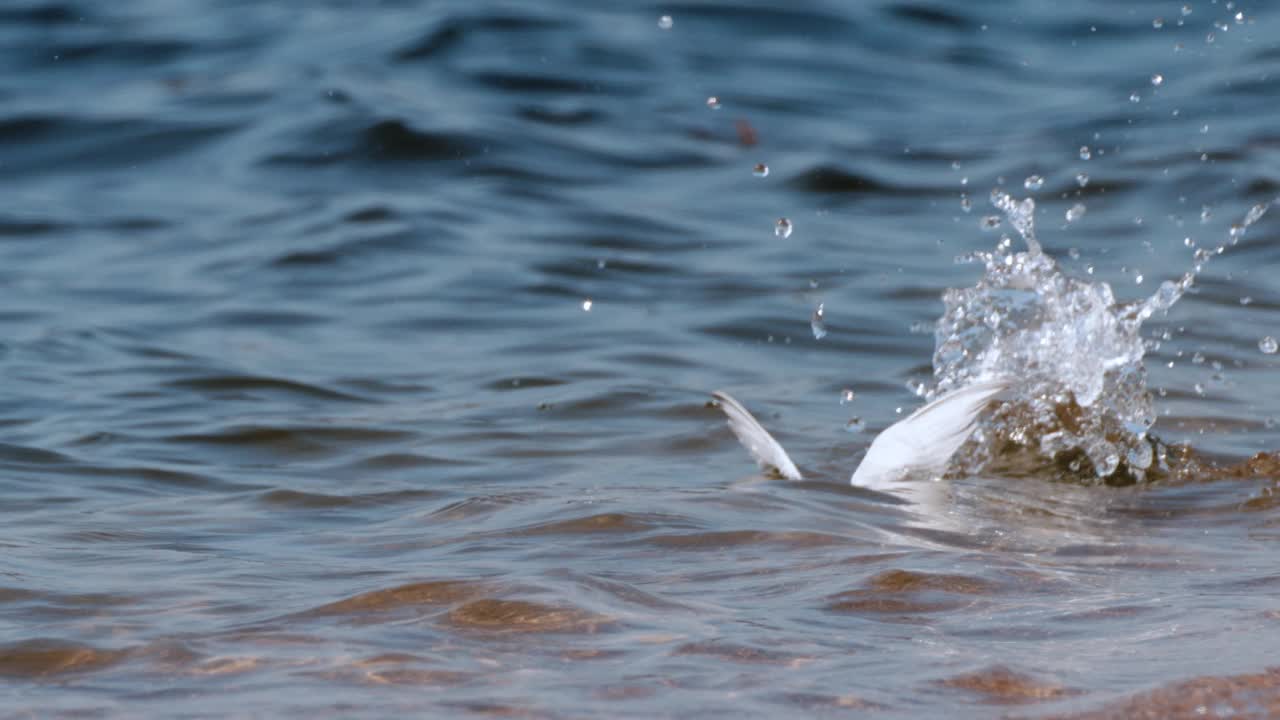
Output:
top-left (5, 1), bottom-right (1280, 717)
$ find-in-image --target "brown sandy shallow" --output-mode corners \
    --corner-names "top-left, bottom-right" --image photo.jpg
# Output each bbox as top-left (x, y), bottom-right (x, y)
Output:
top-left (939, 665), bottom-right (1080, 705)
top-left (1037, 667), bottom-right (1280, 720)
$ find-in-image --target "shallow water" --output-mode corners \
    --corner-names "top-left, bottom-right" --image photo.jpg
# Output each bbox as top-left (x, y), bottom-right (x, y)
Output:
top-left (4, 1), bottom-right (1280, 717)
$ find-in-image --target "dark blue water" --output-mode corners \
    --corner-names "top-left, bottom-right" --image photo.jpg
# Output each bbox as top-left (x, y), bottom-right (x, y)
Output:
top-left (4, 1), bottom-right (1280, 717)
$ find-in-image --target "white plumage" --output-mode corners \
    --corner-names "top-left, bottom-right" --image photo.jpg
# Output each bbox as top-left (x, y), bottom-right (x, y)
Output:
top-left (712, 379), bottom-right (1009, 491)
top-left (711, 390), bottom-right (803, 481)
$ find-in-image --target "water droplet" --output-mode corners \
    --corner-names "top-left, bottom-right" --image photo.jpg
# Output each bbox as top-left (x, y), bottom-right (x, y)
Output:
top-left (1192, 351), bottom-right (1206, 365)
top-left (1194, 382), bottom-right (1206, 396)
top-left (960, 196), bottom-right (972, 213)
top-left (980, 215), bottom-right (1002, 231)
top-left (706, 96), bottom-right (721, 110)
top-left (1236, 11), bottom-right (1245, 23)
top-left (597, 258), bottom-right (607, 269)
top-left (840, 388), bottom-right (856, 405)
top-left (1261, 336), bottom-right (1278, 354)
top-left (1244, 202), bottom-right (1269, 227)
top-left (1066, 203), bottom-right (1087, 223)
top-left (1024, 175), bottom-right (1044, 191)
top-left (1079, 146), bottom-right (1091, 160)
top-left (1184, 236), bottom-right (1196, 247)
top-left (811, 303), bottom-right (828, 340)
top-left (1200, 205), bottom-right (1212, 223)
top-left (752, 163), bottom-right (769, 177)
top-left (1135, 273), bottom-right (1144, 284)
top-left (1099, 453), bottom-right (1121, 477)
top-left (1181, 4), bottom-right (1192, 16)
top-left (844, 417), bottom-right (865, 433)
top-left (1206, 32), bottom-right (1215, 43)
top-left (581, 299), bottom-right (593, 311)
top-left (774, 218), bottom-right (793, 238)
top-left (1076, 173), bottom-right (1089, 188)
top-left (950, 161), bottom-right (961, 170)
top-left (1129, 91), bottom-right (1141, 103)
top-left (658, 14), bottom-right (674, 29)
top-left (1153, 17), bottom-right (1165, 29)
top-left (1240, 296), bottom-right (1253, 306)
top-left (1151, 73), bottom-right (1164, 87)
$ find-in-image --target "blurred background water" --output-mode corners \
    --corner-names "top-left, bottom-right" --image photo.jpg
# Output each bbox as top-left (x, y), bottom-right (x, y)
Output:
top-left (3, 1), bottom-right (1280, 717)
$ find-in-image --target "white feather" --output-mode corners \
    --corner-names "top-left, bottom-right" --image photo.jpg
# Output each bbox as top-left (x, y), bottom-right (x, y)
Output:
top-left (711, 391), bottom-right (803, 480)
top-left (850, 379), bottom-right (1009, 490)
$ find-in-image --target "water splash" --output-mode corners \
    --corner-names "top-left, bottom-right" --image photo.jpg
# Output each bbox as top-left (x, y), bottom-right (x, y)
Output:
top-left (929, 192), bottom-right (1273, 482)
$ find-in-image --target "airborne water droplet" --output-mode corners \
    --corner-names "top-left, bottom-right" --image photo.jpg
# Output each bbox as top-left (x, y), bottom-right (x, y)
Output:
top-left (1024, 175), bottom-right (1044, 191)
top-left (844, 417), bottom-right (865, 433)
top-left (960, 196), bottom-right (972, 213)
top-left (706, 96), bottom-right (721, 109)
top-left (752, 163), bottom-right (769, 177)
top-left (840, 388), bottom-right (856, 405)
top-left (811, 303), bottom-right (828, 340)
top-left (658, 14), bottom-right (674, 29)
top-left (774, 218), bottom-right (793, 238)
top-left (1181, 4), bottom-right (1192, 16)
top-left (1260, 336), bottom-right (1278, 354)
top-left (581, 299), bottom-right (593, 312)
top-left (1151, 73), bottom-right (1164, 87)
top-left (1076, 173), bottom-right (1089, 188)
top-left (1153, 17), bottom-right (1165, 29)
top-left (1079, 146), bottom-right (1091, 160)
top-left (1129, 91), bottom-right (1141, 103)
top-left (1066, 203), bottom-right (1086, 223)
top-left (980, 215), bottom-right (1002, 231)
top-left (1243, 203), bottom-right (1269, 227)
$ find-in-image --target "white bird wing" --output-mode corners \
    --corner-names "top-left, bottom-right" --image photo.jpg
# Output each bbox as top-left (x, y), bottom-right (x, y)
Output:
top-left (850, 379), bottom-right (1010, 490)
top-left (711, 391), bottom-right (803, 481)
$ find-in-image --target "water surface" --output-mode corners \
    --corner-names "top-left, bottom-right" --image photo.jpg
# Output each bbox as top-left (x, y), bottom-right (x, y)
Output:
top-left (3, 1), bottom-right (1280, 717)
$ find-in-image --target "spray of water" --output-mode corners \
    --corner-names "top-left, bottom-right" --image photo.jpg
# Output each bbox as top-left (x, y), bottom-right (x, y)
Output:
top-left (930, 190), bottom-right (1271, 482)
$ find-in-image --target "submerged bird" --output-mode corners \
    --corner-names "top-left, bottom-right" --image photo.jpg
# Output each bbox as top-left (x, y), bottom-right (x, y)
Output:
top-left (712, 378), bottom-right (1010, 492)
